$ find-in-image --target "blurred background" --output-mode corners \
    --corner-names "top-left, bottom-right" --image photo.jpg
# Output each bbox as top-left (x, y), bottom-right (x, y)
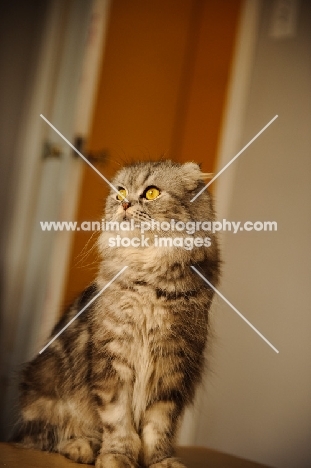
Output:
top-left (0, 1), bottom-right (310, 467)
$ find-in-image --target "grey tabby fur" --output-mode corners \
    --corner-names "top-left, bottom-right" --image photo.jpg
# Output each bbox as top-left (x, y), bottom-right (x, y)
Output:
top-left (13, 160), bottom-right (220, 467)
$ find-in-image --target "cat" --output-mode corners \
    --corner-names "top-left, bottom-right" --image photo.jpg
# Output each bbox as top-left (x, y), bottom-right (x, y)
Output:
top-left (12, 160), bottom-right (220, 468)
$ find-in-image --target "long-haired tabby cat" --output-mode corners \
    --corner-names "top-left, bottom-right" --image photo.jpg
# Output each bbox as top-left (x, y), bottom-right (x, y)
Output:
top-left (13, 160), bottom-right (220, 467)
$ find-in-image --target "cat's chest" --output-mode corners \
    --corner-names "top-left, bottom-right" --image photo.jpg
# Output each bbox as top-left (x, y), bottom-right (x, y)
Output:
top-left (131, 327), bottom-right (155, 428)
top-left (101, 288), bottom-right (180, 426)
top-left (115, 296), bottom-right (173, 427)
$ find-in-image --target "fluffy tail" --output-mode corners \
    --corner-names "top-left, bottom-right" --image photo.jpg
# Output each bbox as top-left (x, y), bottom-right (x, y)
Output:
top-left (10, 419), bottom-right (58, 452)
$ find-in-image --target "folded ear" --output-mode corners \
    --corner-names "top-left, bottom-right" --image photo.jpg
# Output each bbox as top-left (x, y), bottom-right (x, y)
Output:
top-left (181, 162), bottom-right (213, 190)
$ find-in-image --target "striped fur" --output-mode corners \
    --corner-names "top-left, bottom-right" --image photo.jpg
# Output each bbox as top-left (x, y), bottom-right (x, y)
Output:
top-left (13, 161), bottom-right (220, 467)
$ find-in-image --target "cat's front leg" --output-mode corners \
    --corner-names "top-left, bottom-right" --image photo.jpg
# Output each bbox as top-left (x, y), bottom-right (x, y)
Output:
top-left (141, 400), bottom-right (186, 468)
top-left (93, 375), bottom-right (140, 468)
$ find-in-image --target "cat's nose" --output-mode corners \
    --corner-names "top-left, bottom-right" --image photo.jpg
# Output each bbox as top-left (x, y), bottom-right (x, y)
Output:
top-left (121, 201), bottom-right (131, 211)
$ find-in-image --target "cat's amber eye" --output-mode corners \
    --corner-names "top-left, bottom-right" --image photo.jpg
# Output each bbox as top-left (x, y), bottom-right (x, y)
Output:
top-left (144, 186), bottom-right (160, 200)
top-left (116, 188), bottom-right (127, 201)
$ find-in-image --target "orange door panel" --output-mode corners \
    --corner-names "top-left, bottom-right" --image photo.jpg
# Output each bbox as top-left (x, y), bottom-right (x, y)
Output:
top-left (63, 0), bottom-right (241, 308)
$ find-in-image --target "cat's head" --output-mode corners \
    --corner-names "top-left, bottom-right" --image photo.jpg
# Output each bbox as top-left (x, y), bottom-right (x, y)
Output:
top-left (98, 160), bottom-right (219, 271)
top-left (105, 160), bottom-right (214, 226)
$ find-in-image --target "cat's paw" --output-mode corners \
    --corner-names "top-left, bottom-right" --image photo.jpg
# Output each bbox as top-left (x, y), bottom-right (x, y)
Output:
top-left (57, 437), bottom-right (96, 464)
top-left (95, 453), bottom-right (136, 468)
top-left (149, 458), bottom-right (186, 468)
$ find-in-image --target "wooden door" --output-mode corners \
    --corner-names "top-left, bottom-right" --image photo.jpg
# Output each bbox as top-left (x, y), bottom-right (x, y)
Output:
top-left (63, 0), bottom-right (242, 307)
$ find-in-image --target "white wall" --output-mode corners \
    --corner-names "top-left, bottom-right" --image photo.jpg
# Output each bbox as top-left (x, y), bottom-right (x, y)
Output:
top-left (0, 0), bottom-right (50, 441)
top-left (194, 1), bottom-right (311, 467)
